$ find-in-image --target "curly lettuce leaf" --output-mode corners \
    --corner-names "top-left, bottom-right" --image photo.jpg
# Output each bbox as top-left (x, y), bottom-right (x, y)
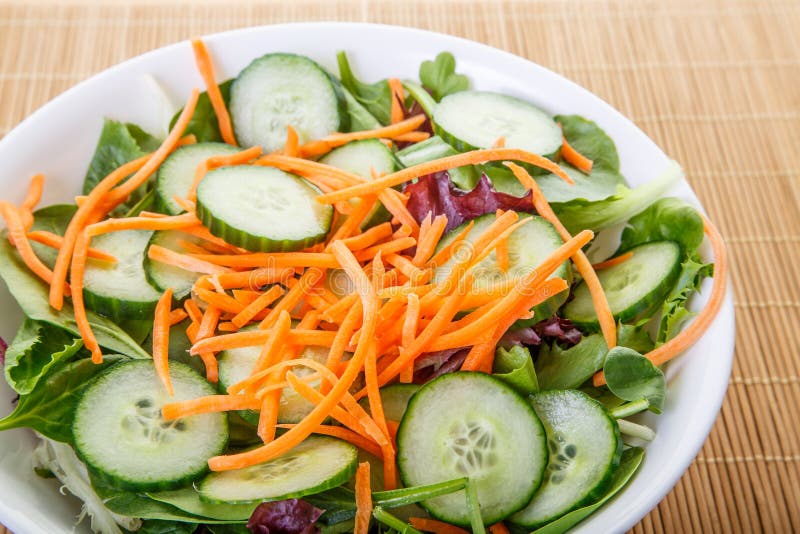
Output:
top-left (619, 197), bottom-right (705, 254)
top-left (419, 52), bottom-right (469, 101)
top-left (493, 345), bottom-right (539, 395)
top-left (337, 51), bottom-right (392, 126)
top-left (657, 254), bottom-right (713, 344)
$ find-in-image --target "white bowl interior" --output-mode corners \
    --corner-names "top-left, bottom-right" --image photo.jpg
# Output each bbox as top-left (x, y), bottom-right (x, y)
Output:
top-left (0, 23), bottom-right (734, 534)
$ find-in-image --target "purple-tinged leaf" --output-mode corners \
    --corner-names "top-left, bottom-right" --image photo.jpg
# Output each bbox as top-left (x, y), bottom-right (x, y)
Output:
top-left (247, 499), bottom-right (324, 534)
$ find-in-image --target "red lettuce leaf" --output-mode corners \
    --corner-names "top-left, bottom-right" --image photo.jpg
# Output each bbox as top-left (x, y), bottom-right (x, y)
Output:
top-left (247, 499), bottom-right (324, 534)
top-left (404, 172), bottom-right (535, 232)
top-left (500, 317), bottom-right (583, 349)
top-left (413, 348), bottom-right (469, 383)
top-left (0, 336), bottom-right (6, 366)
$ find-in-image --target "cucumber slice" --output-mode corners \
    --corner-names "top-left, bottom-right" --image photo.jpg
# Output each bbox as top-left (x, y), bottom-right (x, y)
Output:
top-left (359, 383), bottom-right (420, 422)
top-left (198, 435), bottom-right (357, 504)
top-left (563, 241), bottom-right (682, 330)
top-left (433, 213), bottom-right (571, 320)
top-left (218, 327), bottom-right (331, 424)
top-left (147, 486), bottom-right (255, 521)
top-left (397, 372), bottom-right (548, 526)
top-left (319, 139), bottom-right (399, 228)
top-left (72, 360), bottom-right (228, 491)
top-left (395, 135), bottom-right (479, 190)
top-left (230, 53), bottom-right (347, 152)
top-left (509, 390), bottom-right (621, 528)
top-left (196, 165), bottom-right (333, 252)
top-left (83, 229), bottom-right (162, 320)
top-left (155, 142), bottom-right (240, 215)
top-left (433, 91), bottom-right (562, 158)
top-left (144, 230), bottom-right (204, 300)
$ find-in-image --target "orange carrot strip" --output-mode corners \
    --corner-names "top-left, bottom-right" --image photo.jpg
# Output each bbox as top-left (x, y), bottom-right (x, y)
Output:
top-left (560, 133), bottom-right (593, 173)
top-left (323, 303), bottom-right (362, 389)
top-left (340, 222), bottom-right (393, 250)
top-left (409, 518), bottom-right (469, 534)
top-left (399, 292), bottom-right (420, 383)
top-left (388, 78), bottom-right (405, 124)
top-left (169, 308), bottom-right (188, 326)
top-left (231, 285), bottom-right (285, 328)
top-left (327, 196), bottom-right (380, 243)
top-left (593, 215), bottom-right (728, 385)
top-left (191, 329), bottom-right (336, 355)
top-left (377, 188), bottom-right (420, 236)
top-left (507, 162), bottom-right (616, 348)
top-left (70, 231), bottom-right (101, 362)
top-left (259, 269), bottom-right (324, 329)
top-left (592, 251), bottom-right (634, 270)
top-left (492, 137), bottom-right (506, 149)
top-left (162, 394), bottom-right (261, 419)
top-left (172, 196), bottom-right (197, 213)
top-left (427, 221), bottom-right (475, 268)
top-left (495, 210), bottom-right (510, 272)
top-left (195, 304), bottom-right (221, 383)
top-left (489, 523), bottom-right (510, 534)
top-left (355, 462), bottom-right (372, 534)
top-left (190, 252), bottom-right (339, 269)
top-left (391, 131), bottom-right (430, 143)
top-left (188, 146), bottom-right (262, 200)
top-left (85, 213), bottom-right (198, 237)
top-left (258, 390), bottom-right (281, 443)
top-left (256, 154), bottom-right (359, 187)
top-left (353, 237), bottom-right (416, 263)
top-left (195, 287), bottom-right (245, 314)
top-left (153, 289), bottom-right (175, 395)
top-left (232, 289), bottom-right (261, 306)
top-left (364, 339), bottom-right (392, 476)
top-left (191, 39), bottom-right (237, 146)
top-left (21, 174), bottom-right (44, 213)
top-left (0, 203), bottom-right (62, 287)
top-left (284, 125), bottom-right (299, 157)
top-left (412, 214), bottom-right (448, 266)
top-left (277, 424), bottom-right (382, 458)
top-left (298, 115), bottom-right (426, 158)
top-left (26, 231), bottom-right (116, 262)
top-left (252, 310), bottom-right (292, 374)
top-left (317, 147), bottom-right (571, 204)
top-left (384, 254), bottom-right (425, 280)
top-left (198, 268), bottom-right (295, 290)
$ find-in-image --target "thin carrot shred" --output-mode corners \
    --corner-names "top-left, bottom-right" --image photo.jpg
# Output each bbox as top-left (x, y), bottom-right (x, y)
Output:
top-left (153, 288), bottom-right (175, 395)
top-left (252, 310), bottom-right (292, 374)
top-left (162, 394), bottom-right (261, 419)
top-left (26, 231), bottom-right (116, 262)
top-left (400, 292), bottom-right (420, 383)
top-left (409, 517), bottom-right (469, 534)
top-left (354, 462), bottom-right (372, 534)
top-left (20, 174), bottom-right (44, 230)
top-left (188, 145), bottom-right (262, 200)
top-left (560, 129), bottom-right (593, 173)
top-left (231, 285), bottom-right (284, 328)
top-left (169, 308), bottom-right (188, 326)
top-left (489, 523), bottom-right (510, 534)
top-left (391, 131), bottom-right (430, 143)
top-left (278, 424), bottom-right (382, 458)
top-left (191, 39), bottom-right (237, 146)
top-left (0, 202), bottom-right (62, 287)
top-left (284, 125), bottom-right (299, 157)
top-left (70, 231), bottom-right (101, 362)
top-left (593, 215), bottom-right (728, 385)
top-left (298, 115), bottom-right (426, 158)
top-left (492, 137), bottom-right (506, 149)
top-left (388, 78), bottom-right (405, 124)
top-left (592, 250), bottom-right (634, 270)
top-left (495, 209), bottom-right (510, 272)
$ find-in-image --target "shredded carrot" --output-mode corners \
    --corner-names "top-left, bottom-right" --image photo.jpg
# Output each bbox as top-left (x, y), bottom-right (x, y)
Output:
top-left (188, 145), bottom-right (262, 200)
top-left (194, 304), bottom-right (221, 382)
top-left (317, 148), bottom-right (572, 204)
top-left (284, 125), bottom-right (299, 157)
top-left (412, 214), bottom-right (448, 266)
top-left (495, 209), bottom-right (510, 272)
top-left (298, 115), bottom-right (426, 158)
top-left (152, 289), bottom-right (175, 395)
top-left (191, 328), bottom-right (335, 355)
top-left (328, 195), bottom-right (381, 242)
top-left (191, 39), bottom-right (236, 146)
top-left (355, 462), bottom-right (372, 534)
top-left (388, 78), bottom-right (405, 124)
top-left (593, 215), bottom-right (728, 385)
top-left (252, 310), bottom-right (292, 374)
top-left (260, 269), bottom-right (323, 328)
top-left (232, 289), bottom-right (261, 306)
top-left (340, 222), bottom-right (393, 251)
top-left (489, 523), bottom-right (510, 534)
top-left (231, 285), bottom-right (285, 328)
top-left (592, 251), bottom-right (634, 270)
top-left (195, 287), bottom-right (245, 314)
top-left (400, 292), bottom-right (420, 383)
top-left (20, 174), bottom-right (44, 229)
top-left (427, 220), bottom-right (475, 268)
top-left (162, 394), bottom-right (261, 419)
top-left (391, 131), bottom-right (430, 143)
top-left (172, 195), bottom-right (197, 213)
top-left (278, 424), bottom-right (382, 458)
top-left (70, 231), bottom-right (101, 362)
top-left (377, 188), bottom-right (420, 236)
top-left (559, 128), bottom-right (593, 173)
top-left (25, 231), bottom-right (115, 262)
top-left (492, 137), bottom-right (506, 149)
top-left (0, 202), bottom-right (63, 287)
top-left (169, 308), bottom-right (188, 326)
top-left (86, 213), bottom-right (198, 237)
top-left (507, 162), bottom-right (616, 349)
top-left (409, 518), bottom-right (469, 534)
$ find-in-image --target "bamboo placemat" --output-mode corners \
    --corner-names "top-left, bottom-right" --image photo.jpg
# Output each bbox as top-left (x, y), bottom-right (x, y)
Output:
top-left (0, 0), bottom-right (798, 532)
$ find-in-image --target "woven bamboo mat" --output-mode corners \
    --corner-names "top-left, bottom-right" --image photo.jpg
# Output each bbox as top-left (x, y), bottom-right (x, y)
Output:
top-left (0, 0), bottom-right (798, 532)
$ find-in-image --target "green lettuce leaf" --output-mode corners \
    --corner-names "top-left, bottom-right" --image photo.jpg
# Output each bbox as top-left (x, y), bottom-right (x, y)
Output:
top-left (536, 334), bottom-right (608, 390)
top-left (603, 347), bottom-right (665, 413)
top-left (419, 52), bottom-right (469, 101)
top-left (337, 51), bottom-right (392, 125)
top-left (341, 87), bottom-right (383, 131)
top-left (493, 345), bottom-right (539, 395)
top-left (137, 520), bottom-right (199, 534)
top-left (147, 487), bottom-right (255, 521)
top-left (27, 204), bottom-right (77, 268)
top-left (616, 322), bottom-right (655, 354)
top-left (84, 118), bottom-right (159, 194)
top-left (4, 318), bottom-right (84, 394)
top-left (0, 235), bottom-right (150, 359)
top-left (657, 254), bottom-right (713, 344)
top-left (169, 80), bottom-right (233, 143)
top-left (618, 197), bottom-right (705, 254)
top-left (554, 115), bottom-right (620, 172)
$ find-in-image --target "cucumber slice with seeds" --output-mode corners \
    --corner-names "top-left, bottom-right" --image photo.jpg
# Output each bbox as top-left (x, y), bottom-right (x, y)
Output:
top-left (433, 213), bottom-right (571, 320)
top-left (509, 390), bottom-right (622, 528)
top-left (563, 241), bottom-right (682, 330)
top-left (83, 229), bottom-right (162, 320)
top-left (196, 166), bottom-right (333, 252)
top-left (397, 372), bottom-right (548, 526)
top-left (230, 53), bottom-right (347, 152)
top-left (72, 360), bottom-right (228, 492)
top-left (155, 142), bottom-right (240, 215)
top-left (433, 91), bottom-right (562, 159)
top-left (198, 435), bottom-right (357, 504)
top-left (144, 230), bottom-right (204, 300)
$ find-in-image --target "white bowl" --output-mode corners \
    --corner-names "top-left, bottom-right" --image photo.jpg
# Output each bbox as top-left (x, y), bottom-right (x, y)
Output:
top-left (0, 23), bottom-right (734, 534)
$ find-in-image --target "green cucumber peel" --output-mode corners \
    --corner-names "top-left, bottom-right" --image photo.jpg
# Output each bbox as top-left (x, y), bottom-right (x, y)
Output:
top-left (465, 480), bottom-right (486, 534)
top-left (372, 507), bottom-right (422, 534)
top-left (373, 477), bottom-right (469, 508)
top-left (610, 399), bottom-right (651, 419)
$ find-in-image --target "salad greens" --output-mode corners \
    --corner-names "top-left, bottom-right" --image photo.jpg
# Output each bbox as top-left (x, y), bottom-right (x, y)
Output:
top-left (0, 44), bottom-right (723, 534)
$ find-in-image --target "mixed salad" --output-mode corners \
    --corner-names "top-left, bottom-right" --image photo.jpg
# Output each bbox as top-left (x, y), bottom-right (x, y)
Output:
top-left (0, 40), bottom-right (727, 534)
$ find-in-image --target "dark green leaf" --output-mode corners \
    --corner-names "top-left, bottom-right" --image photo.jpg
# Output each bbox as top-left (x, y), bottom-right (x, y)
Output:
top-left (205, 525), bottom-right (251, 534)
top-left (137, 519), bottom-right (199, 534)
top-left (603, 347), bottom-right (665, 413)
top-left (147, 487), bottom-right (255, 521)
top-left (169, 80), bottom-right (233, 143)
top-left (4, 318), bottom-right (84, 394)
top-left (0, 235), bottom-right (151, 359)
top-left (126, 123), bottom-right (163, 152)
top-left (532, 447), bottom-right (644, 534)
top-left (536, 334), bottom-right (608, 390)
top-left (493, 345), bottom-right (539, 395)
top-left (0, 355), bottom-right (126, 442)
top-left (119, 318), bottom-right (156, 345)
top-left (535, 165), bottom-right (624, 204)
top-left (618, 197), bottom-right (705, 254)
top-left (616, 322), bottom-right (655, 354)
top-left (554, 115), bottom-right (620, 172)
top-left (84, 119), bottom-right (147, 194)
top-left (419, 52), bottom-right (469, 101)
top-left (341, 88), bottom-right (383, 132)
top-left (122, 188), bottom-right (158, 218)
top-left (337, 51), bottom-right (393, 125)
top-left (28, 204), bottom-right (77, 269)
top-left (657, 254), bottom-right (713, 344)
top-left (552, 162), bottom-right (680, 234)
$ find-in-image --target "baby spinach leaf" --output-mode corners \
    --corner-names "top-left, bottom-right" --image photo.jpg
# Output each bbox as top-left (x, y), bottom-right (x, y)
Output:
top-left (657, 254), bottom-right (713, 344)
top-left (493, 345), bottom-right (539, 395)
top-left (536, 165), bottom-right (624, 203)
top-left (536, 334), bottom-right (608, 390)
top-left (552, 161), bottom-right (681, 234)
top-left (137, 520), bottom-right (199, 534)
top-left (169, 80), bottom-right (233, 143)
top-left (28, 204), bottom-right (78, 268)
top-left (532, 447), bottom-right (644, 534)
top-left (0, 236), bottom-right (150, 359)
top-left (337, 51), bottom-right (393, 125)
top-left (0, 355), bottom-right (125, 442)
top-left (341, 87), bottom-right (383, 131)
top-left (83, 118), bottom-right (159, 194)
top-left (603, 347), bottom-right (665, 413)
top-left (554, 115), bottom-right (620, 172)
top-left (419, 52), bottom-right (469, 102)
top-left (618, 197), bottom-right (704, 254)
top-left (616, 322), bottom-right (655, 354)
top-left (147, 487), bottom-right (255, 521)
top-left (4, 319), bottom-right (84, 394)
